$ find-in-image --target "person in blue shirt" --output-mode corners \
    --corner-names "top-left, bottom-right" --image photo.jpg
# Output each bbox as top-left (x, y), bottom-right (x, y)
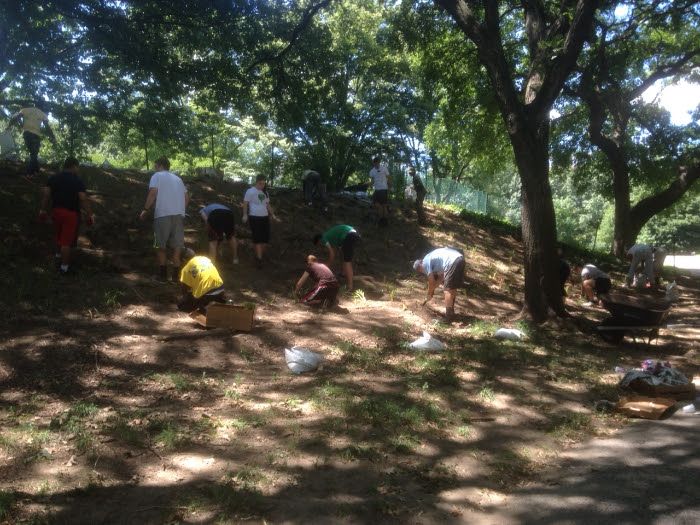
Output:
top-left (413, 247), bottom-right (465, 321)
top-left (200, 203), bottom-right (238, 265)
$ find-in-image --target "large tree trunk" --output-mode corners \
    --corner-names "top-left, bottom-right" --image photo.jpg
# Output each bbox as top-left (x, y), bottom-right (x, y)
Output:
top-left (611, 163), bottom-right (632, 257)
top-left (511, 123), bottom-right (565, 321)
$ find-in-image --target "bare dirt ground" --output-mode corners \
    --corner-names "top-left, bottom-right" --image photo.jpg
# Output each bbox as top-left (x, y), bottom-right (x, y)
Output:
top-left (0, 161), bottom-right (698, 524)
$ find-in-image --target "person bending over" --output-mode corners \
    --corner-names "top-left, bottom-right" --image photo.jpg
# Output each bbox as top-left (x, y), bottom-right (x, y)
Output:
top-left (413, 247), bottom-right (465, 322)
top-left (313, 224), bottom-right (360, 291)
top-left (581, 264), bottom-right (611, 306)
top-left (295, 255), bottom-right (339, 307)
top-left (177, 251), bottom-right (226, 313)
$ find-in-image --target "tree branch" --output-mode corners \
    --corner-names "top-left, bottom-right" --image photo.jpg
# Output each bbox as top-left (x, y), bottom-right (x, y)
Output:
top-left (246, 0), bottom-right (333, 73)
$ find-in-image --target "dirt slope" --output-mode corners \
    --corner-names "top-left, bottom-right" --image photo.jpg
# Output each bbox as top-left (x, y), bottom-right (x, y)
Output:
top-left (0, 161), bottom-right (697, 524)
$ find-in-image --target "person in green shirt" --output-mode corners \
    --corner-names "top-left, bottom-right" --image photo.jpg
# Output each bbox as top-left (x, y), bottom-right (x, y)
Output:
top-left (313, 224), bottom-right (360, 291)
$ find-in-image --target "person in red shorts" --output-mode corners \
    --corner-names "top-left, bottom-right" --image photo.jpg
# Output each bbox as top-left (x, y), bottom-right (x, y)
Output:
top-left (295, 255), bottom-right (339, 307)
top-left (39, 157), bottom-right (94, 274)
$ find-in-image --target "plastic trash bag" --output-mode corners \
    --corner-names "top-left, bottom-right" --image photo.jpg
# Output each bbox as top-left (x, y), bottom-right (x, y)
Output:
top-left (495, 328), bottom-right (526, 340)
top-left (285, 347), bottom-right (323, 374)
top-left (665, 281), bottom-right (679, 302)
top-left (408, 331), bottom-right (446, 351)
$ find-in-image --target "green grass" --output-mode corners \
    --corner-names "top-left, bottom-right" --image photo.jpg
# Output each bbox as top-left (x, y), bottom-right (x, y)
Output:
top-left (477, 385), bottom-right (496, 403)
top-left (467, 320), bottom-right (499, 337)
top-left (151, 372), bottom-right (196, 392)
top-left (337, 340), bottom-right (383, 370)
top-left (338, 443), bottom-right (381, 462)
top-left (548, 413), bottom-right (593, 441)
top-left (153, 424), bottom-right (188, 450)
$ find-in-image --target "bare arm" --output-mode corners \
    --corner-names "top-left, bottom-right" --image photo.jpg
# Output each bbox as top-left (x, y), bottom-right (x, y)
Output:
top-left (326, 244), bottom-right (335, 265)
top-left (139, 187), bottom-right (158, 220)
top-left (242, 199), bottom-right (249, 218)
top-left (267, 201), bottom-right (275, 219)
top-left (425, 274), bottom-right (439, 302)
top-left (295, 271), bottom-right (310, 293)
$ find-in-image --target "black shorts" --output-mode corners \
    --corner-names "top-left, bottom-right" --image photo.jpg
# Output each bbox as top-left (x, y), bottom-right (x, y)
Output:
top-left (372, 189), bottom-right (389, 205)
top-left (302, 282), bottom-right (339, 305)
top-left (443, 256), bottom-right (465, 290)
top-left (249, 215), bottom-right (270, 244)
top-left (207, 209), bottom-right (236, 241)
top-left (594, 277), bottom-right (612, 294)
top-left (341, 231), bottom-right (360, 262)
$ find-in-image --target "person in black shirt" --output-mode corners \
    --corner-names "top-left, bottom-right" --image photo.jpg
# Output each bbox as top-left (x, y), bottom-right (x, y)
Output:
top-left (39, 157), bottom-right (93, 274)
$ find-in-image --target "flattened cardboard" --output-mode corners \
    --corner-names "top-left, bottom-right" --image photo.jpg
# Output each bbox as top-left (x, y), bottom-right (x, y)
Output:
top-left (616, 396), bottom-right (677, 420)
top-left (189, 303), bottom-right (255, 331)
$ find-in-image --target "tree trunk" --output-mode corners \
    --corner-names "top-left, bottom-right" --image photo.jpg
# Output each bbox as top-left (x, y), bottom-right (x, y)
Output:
top-left (210, 131), bottom-right (216, 170)
top-left (510, 123), bottom-right (565, 322)
top-left (611, 163), bottom-right (632, 257)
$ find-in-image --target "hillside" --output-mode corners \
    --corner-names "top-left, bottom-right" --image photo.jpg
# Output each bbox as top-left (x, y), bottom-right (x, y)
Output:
top-left (0, 160), bottom-right (698, 524)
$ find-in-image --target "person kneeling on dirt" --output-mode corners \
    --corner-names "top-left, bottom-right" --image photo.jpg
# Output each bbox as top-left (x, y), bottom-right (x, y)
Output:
top-left (313, 224), bottom-right (360, 291)
top-left (295, 255), bottom-right (339, 307)
top-left (39, 157), bottom-right (94, 275)
top-left (413, 247), bottom-right (465, 322)
top-left (580, 264), bottom-right (611, 306)
top-left (177, 250), bottom-right (226, 313)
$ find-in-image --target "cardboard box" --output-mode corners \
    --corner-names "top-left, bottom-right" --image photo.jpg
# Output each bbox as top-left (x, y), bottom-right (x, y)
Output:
top-left (627, 379), bottom-right (696, 401)
top-left (616, 396), bottom-right (677, 420)
top-left (190, 303), bottom-right (255, 331)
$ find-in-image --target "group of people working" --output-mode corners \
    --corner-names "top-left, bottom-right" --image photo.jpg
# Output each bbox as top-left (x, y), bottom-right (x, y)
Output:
top-left (34, 144), bottom-right (668, 324)
top-left (576, 243), bottom-right (666, 306)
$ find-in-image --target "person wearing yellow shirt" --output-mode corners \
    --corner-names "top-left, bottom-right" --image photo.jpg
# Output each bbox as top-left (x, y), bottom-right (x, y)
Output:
top-left (177, 251), bottom-right (226, 313)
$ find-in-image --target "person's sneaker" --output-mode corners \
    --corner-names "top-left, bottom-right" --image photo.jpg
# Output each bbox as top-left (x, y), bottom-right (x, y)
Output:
top-left (582, 301), bottom-right (598, 307)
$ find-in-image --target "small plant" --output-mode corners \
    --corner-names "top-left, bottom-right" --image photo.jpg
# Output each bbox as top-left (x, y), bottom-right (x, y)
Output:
top-left (103, 289), bottom-right (126, 309)
top-left (352, 289), bottom-right (367, 303)
top-left (456, 425), bottom-right (472, 438)
top-left (477, 385), bottom-right (495, 402)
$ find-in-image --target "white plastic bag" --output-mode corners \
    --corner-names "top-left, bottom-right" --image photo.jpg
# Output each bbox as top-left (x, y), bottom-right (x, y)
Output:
top-left (408, 331), bottom-right (446, 351)
top-left (285, 347), bottom-right (323, 374)
top-left (665, 281), bottom-right (680, 302)
top-left (495, 328), bottom-right (526, 340)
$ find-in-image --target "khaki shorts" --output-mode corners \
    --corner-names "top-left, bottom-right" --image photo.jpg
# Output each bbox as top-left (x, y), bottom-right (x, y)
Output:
top-left (154, 215), bottom-right (185, 249)
top-left (443, 256), bottom-right (465, 290)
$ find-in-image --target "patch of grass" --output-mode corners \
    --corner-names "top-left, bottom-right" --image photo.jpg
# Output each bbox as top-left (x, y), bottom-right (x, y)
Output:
top-left (50, 402), bottom-right (99, 454)
top-left (477, 385), bottom-right (496, 403)
top-left (229, 466), bottom-right (267, 490)
top-left (311, 381), bottom-right (351, 411)
top-left (224, 388), bottom-right (242, 401)
top-left (389, 433), bottom-right (421, 453)
top-left (338, 443), bottom-right (381, 462)
top-left (337, 340), bottom-right (383, 369)
top-left (103, 289), bottom-right (126, 309)
top-left (153, 423), bottom-right (188, 450)
top-left (347, 395), bottom-right (446, 431)
top-left (351, 289), bottom-right (367, 303)
top-left (412, 355), bottom-right (460, 388)
top-left (106, 418), bottom-right (146, 447)
top-left (548, 412), bottom-right (593, 441)
top-left (456, 424), bottom-right (472, 438)
top-left (0, 423), bottom-right (52, 462)
top-left (467, 320), bottom-right (498, 337)
top-left (152, 372), bottom-right (196, 392)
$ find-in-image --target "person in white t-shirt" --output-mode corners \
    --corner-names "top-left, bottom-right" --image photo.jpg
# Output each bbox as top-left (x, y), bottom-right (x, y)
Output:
top-left (580, 264), bottom-right (611, 306)
top-left (368, 157), bottom-right (391, 226)
top-left (242, 175), bottom-right (275, 268)
top-left (6, 102), bottom-right (56, 177)
top-left (139, 157), bottom-right (189, 282)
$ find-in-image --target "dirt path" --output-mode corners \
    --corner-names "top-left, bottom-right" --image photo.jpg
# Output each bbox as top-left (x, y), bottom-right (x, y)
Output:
top-left (481, 411), bottom-right (700, 525)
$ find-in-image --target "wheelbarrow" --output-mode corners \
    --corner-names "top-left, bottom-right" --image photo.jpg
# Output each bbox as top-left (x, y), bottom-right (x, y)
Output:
top-left (596, 291), bottom-right (672, 344)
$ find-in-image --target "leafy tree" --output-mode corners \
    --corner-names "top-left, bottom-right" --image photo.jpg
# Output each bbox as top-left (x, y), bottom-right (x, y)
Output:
top-left (562, 0), bottom-right (700, 256)
top-left (432, 0), bottom-right (599, 321)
